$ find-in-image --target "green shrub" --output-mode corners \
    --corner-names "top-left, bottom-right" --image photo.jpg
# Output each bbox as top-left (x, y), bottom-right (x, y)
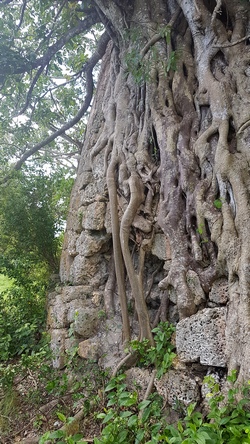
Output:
top-left (95, 373), bottom-right (163, 444)
top-left (0, 283), bottom-right (46, 361)
top-left (128, 321), bottom-right (176, 378)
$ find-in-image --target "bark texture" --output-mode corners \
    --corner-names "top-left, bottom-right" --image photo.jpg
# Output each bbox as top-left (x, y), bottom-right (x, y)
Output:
top-left (52, 0), bottom-right (250, 386)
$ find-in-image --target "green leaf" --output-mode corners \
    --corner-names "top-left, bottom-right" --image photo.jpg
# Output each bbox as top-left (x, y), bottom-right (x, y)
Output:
top-left (120, 410), bottom-right (133, 418)
top-left (177, 421), bottom-right (184, 433)
top-left (138, 399), bottom-right (151, 410)
top-left (135, 429), bottom-right (145, 443)
top-left (102, 410), bottom-right (115, 424)
top-left (186, 403), bottom-right (196, 417)
top-left (39, 431), bottom-right (51, 444)
top-left (105, 380), bottom-right (117, 391)
top-left (117, 429), bottom-right (128, 442)
top-left (48, 430), bottom-right (65, 439)
top-left (96, 413), bottom-right (106, 419)
top-left (57, 411), bottom-right (67, 422)
top-left (71, 434), bottom-right (86, 441)
top-left (214, 199), bottom-right (222, 209)
top-left (128, 414), bottom-right (138, 427)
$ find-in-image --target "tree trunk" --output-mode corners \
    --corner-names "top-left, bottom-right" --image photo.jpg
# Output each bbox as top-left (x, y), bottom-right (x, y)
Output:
top-left (58, 0), bottom-right (250, 383)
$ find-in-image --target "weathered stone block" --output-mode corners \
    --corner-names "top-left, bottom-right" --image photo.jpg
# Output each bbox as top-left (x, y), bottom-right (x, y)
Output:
top-left (82, 201), bottom-right (106, 230)
top-left (47, 289), bottom-right (62, 306)
top-left (50, 328), bottom-right (68, 369)
top-left (78, 338), bottom-right (100, 361)
top-left (132, 214), bottom-right (152, 233)
top-left (65, 337), bottom-right (80, 353)
top-left (69, 254), bottom-right (101, 285)
top-left (176, 307), bottom-right (226, 366)
top-left (154, 370), bottom-right (200, 406)
top-left (67, 299), bottom-right (90, 324)
top-left (78, 171), bottom-right (94, 189)
top-left (66, 208), bottom-right (84, 233)
top-left (72, 307), bottom-right (99, 338)
top-left (76, 231), bottom-right (110, 257)
top-left (62, 285), bottom-right (93, 303)
top-left (152, 234), bottom-right (171, 260)
top-left (169, 304), bottom-right (179, 325)
top-left (186, 270), bottom-right (206, 306)
top-left (59, 249), bottom-right (74, 283)
top-left (125, 368), bottom-right (151, 400)
top-left (104, 202), bottom-right (112, 233)
top-left (209, 278), bottom-right (228, 305)
top-left (97, 318), bottom-right (123, 369)
top-left (67, 231), bottom-right (79, 257)
top-left (47, 302), bottom-right (67, 329)
top-left (79, 183), bottom-right (98, 206)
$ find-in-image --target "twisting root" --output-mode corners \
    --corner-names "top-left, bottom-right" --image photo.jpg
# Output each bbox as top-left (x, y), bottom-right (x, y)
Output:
top-left (106, 153), bottom-right (131, 342)
top-left (211, 0), bottom-right (222, 28)
top-left (112, 352), bottom-right (138, 377)
top-left (120, 173), bottom-right (154, 345)
top-left (103, 254), bottom-right (116, 316)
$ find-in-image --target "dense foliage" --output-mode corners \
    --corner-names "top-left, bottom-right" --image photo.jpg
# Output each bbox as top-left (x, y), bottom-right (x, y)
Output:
top-left (0, 167), bottom-right (73, 360)
top-left (0, 0), bottom-right (102, 180)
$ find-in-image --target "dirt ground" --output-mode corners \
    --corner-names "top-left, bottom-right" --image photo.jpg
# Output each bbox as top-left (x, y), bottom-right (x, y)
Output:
top-left (0, 358), bottom-right (105, 444)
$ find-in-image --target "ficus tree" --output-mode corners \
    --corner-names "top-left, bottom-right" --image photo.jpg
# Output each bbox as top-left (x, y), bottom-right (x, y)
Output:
top-left (1, 0), bottom-right (250, 380)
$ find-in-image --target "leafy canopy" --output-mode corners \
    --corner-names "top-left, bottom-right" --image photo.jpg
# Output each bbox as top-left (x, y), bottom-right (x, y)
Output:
top-left (0, 0), bottom-right (104, 180)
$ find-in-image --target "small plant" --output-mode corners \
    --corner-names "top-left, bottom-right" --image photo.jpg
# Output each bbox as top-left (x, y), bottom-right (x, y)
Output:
top-left (98, 309), bottom-right (107, 319)
top-left (124, 48), bottom-right (151, 84)
top-left (33, 414), bottom-right (46, 430)
top-left (196, 223), bottom-right (209, 244)
top-left (129, 321), bottom-right (176, 378)
top-left (95, 373), bottom-right (163, 443)
top-left (214, 198), bottom-right (223, 209)
top-left (40, 427), bottom-right (87, 444)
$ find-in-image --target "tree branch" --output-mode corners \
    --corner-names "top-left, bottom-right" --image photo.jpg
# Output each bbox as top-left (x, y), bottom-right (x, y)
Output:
top-left (0, 0), bottom-right (14, 4)
top-left (17, 0), bottom-right (27, 31)
top-left (32, 14), bottom-right (99, 70)
top-left (17, 65), bottom-right (45, 115)
top-left (0, 31), bottom-right (110, 184)
top-left (2, 13), bottom-right (99, 77)
top-left (48, 123), bottom-right (83, 150)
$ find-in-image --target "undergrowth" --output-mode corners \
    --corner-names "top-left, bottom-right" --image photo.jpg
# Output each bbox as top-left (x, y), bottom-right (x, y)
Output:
top-left (1, 322), bottom-right (250, 444)
top-left (37, 369), bottom-right (250, 444)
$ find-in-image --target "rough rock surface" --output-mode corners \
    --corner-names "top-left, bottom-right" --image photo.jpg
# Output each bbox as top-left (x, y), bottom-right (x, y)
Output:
top-left (72, 306), bottom-right (99, 338)
top-left (81, 201), bottom-right (107, 231)
top-left (125, 368), bottom-right (152, 401)
top-left (78, 338), bottom-right (100, 361)
top-left (186, 270), bottom-right (206, 306)
top-left (97, 318), bottom-right (124, 369)
top-left (154, 369), bottom-right (201, 407)
top-left (209, 278), bottom-right (229, 305)
top-left (176, 308), bottom-right (227, 367)
top-left (50, 328), bottom-right (68, 369)
top-left (151, 234), bottom-right (171, 261)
